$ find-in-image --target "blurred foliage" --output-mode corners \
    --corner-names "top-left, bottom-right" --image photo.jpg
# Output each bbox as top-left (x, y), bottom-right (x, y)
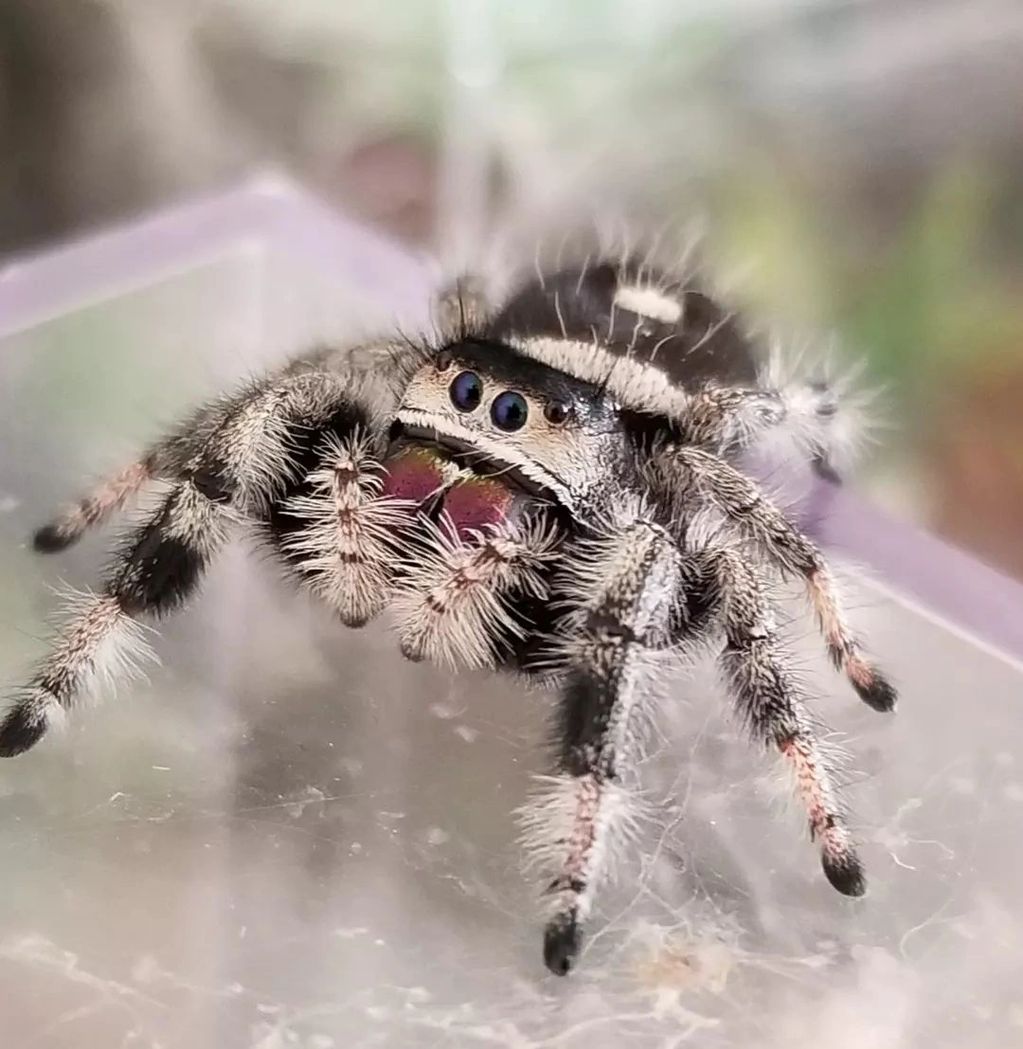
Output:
top-left (712, 164), bottom-right (1023, 425)
top-left (842, 170), bottom-right (1023, 380)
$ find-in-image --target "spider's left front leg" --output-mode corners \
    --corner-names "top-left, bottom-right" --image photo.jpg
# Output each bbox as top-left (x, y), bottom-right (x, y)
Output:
top-left (523, 503), bottom-right (682, 975)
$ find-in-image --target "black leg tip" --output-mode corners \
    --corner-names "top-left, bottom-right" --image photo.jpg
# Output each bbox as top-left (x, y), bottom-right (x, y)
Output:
top-left (32, 524), bottom-right (75, 553)
top-left (823, 853), bottom-right (867, 897)
top-left (853, 673), bottom-right (898, 713)
top-left (0, 704), bottom-right (48, 757)
top-left (543, 916), bottom-right (581, 976)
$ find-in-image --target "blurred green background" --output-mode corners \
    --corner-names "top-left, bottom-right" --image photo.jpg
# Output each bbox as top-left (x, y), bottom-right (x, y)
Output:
top-left (1, 0), bottom-right (1021, 576)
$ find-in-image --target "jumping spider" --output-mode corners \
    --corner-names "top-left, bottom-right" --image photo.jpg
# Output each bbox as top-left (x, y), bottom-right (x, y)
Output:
top-left (1, 253), bottom-right (895, 975)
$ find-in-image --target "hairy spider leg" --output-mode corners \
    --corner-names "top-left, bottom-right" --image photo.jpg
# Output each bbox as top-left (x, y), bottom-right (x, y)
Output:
top-left (654, 446), bottom-right (897, 713)
top-left (707, 547), bottom-right (864, 895)
top-left (521, 504), bottom-right (680, 975)
top-left (33, 458), bottom-right (156, 552)
top-left (2, 373), bottom-right (354, 755)
top-left (393, 511), bottom-right (562, 669)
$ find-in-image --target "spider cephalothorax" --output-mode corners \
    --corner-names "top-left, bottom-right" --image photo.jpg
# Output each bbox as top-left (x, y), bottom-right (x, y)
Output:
top-left (1, 249), bottom-right (895, 976)
top-left (392, 338), bottom-right (629, 515)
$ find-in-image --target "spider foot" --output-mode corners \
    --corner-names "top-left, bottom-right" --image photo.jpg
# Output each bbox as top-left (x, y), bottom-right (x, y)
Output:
top-left (822, 848), bottom-right (867, 897)
top-left (847, 658), bottom-right (898, 713)
top-left (0, 695), bottom-right (50, 757)
top-left (543, 911), bottom-right (581, 976)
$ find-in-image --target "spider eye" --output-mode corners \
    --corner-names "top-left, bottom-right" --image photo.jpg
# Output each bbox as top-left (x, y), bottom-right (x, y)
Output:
top-left (544, 399), bottom-right (571, 426)
top-left (491, 391), bottom-right (529, 432)
top-left (435, 350), bottom-right (454, 372)
top-left (450, 370), bottom-right (482, 411)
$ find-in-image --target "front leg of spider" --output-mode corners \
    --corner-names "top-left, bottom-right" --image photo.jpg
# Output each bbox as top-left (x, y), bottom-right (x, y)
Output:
top-left (524, 507), bottom-right (681, 976)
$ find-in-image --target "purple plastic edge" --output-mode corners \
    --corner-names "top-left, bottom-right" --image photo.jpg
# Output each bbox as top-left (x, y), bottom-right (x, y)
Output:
top-left (810, 479), bottom-right (1023, 667)
top-left (0, 173), bottom-right (433, 338)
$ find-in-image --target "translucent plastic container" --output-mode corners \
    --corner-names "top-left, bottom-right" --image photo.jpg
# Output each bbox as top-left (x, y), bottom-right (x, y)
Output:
top-left (1, 177), bottom-right (1021, 1048)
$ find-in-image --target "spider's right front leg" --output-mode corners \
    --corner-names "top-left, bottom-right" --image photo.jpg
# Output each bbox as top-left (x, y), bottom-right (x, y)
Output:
top-left (522, 503), bottom-right (682, 975)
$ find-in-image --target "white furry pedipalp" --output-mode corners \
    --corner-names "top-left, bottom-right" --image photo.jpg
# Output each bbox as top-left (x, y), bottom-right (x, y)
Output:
top-left (392, 514), bottom-right (562, 670)
top-left (283, 430), bottom-right (416, 626)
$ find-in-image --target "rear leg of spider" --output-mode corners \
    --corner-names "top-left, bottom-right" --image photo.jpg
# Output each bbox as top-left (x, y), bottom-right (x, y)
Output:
top-left (33, 457), bottom-right (157, 552)
top-left (673, 361), bottom-right (868, 485)
top-left (708, 547), bottom-right (865, 896)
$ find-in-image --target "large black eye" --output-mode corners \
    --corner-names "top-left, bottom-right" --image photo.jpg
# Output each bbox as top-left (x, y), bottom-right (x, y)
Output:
top-left (450, 370), bottom-right (482, 411)
top-left (491, 391), bottom-right (529, 432)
